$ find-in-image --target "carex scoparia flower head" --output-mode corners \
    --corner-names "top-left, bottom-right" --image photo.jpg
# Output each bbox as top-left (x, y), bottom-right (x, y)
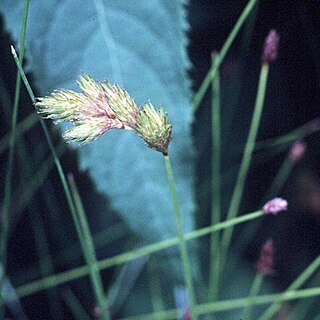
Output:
top-left (36, 74), bottom-right (135, 143)
top-left (35, 74), bottom-right (172, 153)
top-left (136, 102), bottom-right (172, 155)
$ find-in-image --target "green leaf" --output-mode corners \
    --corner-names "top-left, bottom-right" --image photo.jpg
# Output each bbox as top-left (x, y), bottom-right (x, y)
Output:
top-left (0, 0), bottom-right (195, 244)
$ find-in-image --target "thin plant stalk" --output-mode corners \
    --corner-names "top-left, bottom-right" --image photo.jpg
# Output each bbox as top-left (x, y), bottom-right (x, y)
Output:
top-left (224, 0), bottom-right (260, 130)
top-left (287, 273), bottom-right (320, 320)
top-left (11, 47), bottom-right (111, 320)
top-left (111, 287), bottom-right (320, 320)
top-left (196, 287), bottom-right (320, 318)
top-left (241, 274), bottom-right (263, 320)
top-left (61, 288), bottom-right (92, 320)
top-left (17, 141), bottom-right (63, 318)
top-left (0, 113), bottom-right (38, 155)
top-left (1, 79), bottom-right (63, 318)
top-left (148, 257), bottom-right (166, 320)
top-left (229, 116), bottom-right (319, 160)
top-left (258, 255), bottom-right (320, 320)
top-left (31, 207), bottom-right (64, 319)
top-left (235, 148), bottom-right (297, 253)
top-left (220, 63), bottom-right (269, 272)
top-left (0, 1), bottom-right (29, 317)
top-left (192, 0), bottom-right (258, 111)
top-left (105, 240), bottom-right (147, 313)
top-left (67, 174), bottom-right (109, 320)
top-left (11, 141), bottom-right (66, 230)
top-left (13, 209), bottom-right (265, 299)
top-left (255, 117), bottom-right (320, 151)
top-left (261, 155), bottom-right (294, 200)
top-left (1, 83), bottom-right (63, 315)
top-left (14, 222), bottom-right (127, 285)
top-left (163, 155), bottom-right (197, 320)
top-left (289, 297), bottom-right (317, 320)
top-left (208, 53), bottom-right (222, 302)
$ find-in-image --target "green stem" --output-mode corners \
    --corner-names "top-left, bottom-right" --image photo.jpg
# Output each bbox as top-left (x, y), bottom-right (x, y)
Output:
top-left (1, 70), bottom-right (64, 318)
top-left (68, 174), bottom-right (109, 320)
top-left (289, 297), bottom-right (317, 320)
top-left (0, 112), bottom-right (38, 155)
top-left (14, 222), bottom-right (127, 285)
top-left (287, 272), bottom-right (320, 320)
top-left (235, 149), bottom-right (296, 254)
top-left (197, 287), bottom-right (320, 317)
top-left (255, 117), bottom-right (319, 151)
top-left (230, 116), bottom-right (318, 160)
top-left (163, 155), bottom-right (197, 319)
top-left (11, 142), bottom-right (66, 228)
top-left (241, 274), bottom-right (263, 320)
top-left (61, 288), bottom-right (92, 320)
top-left (220, 63), bottom-right (269, 272)
top-left (148, 257), bottom-right (166, 320)
top-left (192, 0), bottom-right (258, 111)
top-left (224, 0), bottom-right (260, 131)
top-left (31, 206), bottom-right (64, 319)
top-left (115, 287), bottom-right (320, 320)
top-left (208, 53), bottom-right (222, 302)
top-left (12, 209), bottom-right (264, 299)
top-left (262, 156), bottom-right (295, 204)
top-left (258, 255), bottom-right (320, 320)
top-left (0, 1), bottom-right (29, 316)
top-left (11, 47), bottom-right (111, 320)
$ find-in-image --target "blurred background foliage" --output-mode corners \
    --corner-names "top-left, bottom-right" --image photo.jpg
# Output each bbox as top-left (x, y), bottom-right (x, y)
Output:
top-left (191, 0), bottom-right (320, 285)
top-left (1, 0), bottom-right (320, 319)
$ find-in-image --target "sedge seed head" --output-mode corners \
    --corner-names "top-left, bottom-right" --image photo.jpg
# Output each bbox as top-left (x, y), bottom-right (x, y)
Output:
top-left (35, 74), bottom-right (173, 152)
top-left (136, 102), bottom-right (172, 155)
top-left (35, 74), bottom-right (137, 143)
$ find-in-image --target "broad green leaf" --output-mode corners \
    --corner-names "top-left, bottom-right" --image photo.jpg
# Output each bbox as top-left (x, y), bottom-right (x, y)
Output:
top-left (0, 0), bottom-right (195, 244)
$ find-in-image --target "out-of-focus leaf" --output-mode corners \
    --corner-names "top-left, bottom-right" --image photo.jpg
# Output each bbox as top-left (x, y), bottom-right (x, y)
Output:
top-left (0, 0), bottom-right (195, 244)
top-left (0, 265), bottom-right (28, 319)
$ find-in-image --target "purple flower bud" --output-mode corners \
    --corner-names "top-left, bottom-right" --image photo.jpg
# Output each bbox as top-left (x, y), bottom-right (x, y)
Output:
top-left (262, 29), bottom-right (280, 65)
top-left (184, 307), bottom-right (191, 320)
top-left (256, 239), bottom-right (274, 276)
top-left (288, 141), bottom-right (306, 162)
top-left (262, 197), bottom-right (288, 215)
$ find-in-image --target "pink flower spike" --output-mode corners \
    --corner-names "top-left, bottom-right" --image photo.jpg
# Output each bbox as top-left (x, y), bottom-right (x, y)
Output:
top-left (262, 29), bottom-right (280, 65)
top-left (288, 141), bottom-right (306, 162)
top-left (256, 239), bottom-right (274, 276)
top-left (184, 307), bottom-right (191, 320)
top-left (262, 197), bottom-right (288, 215)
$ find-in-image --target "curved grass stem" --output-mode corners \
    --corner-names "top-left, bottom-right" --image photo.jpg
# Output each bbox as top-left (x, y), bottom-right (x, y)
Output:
top-left (0, 1), bottom-right (30, 317)
top-left (11, 46), bottom-right (111, 320)
top-left (68, 174), bottom-right (109, 320)
top-left (192, 0), bottom-right (258, 111)
top-left (12, 209), bottom-right (264, 300)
